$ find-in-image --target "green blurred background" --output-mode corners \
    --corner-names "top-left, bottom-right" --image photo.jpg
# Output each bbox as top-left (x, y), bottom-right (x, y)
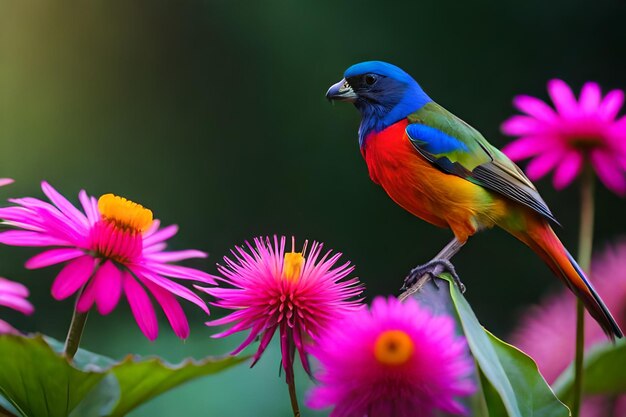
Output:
top-left (0, 1), bottom-right (625, 415)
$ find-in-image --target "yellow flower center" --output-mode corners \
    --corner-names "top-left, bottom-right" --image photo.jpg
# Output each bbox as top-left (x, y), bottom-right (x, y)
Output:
top-left (97, 194), bottom-right (153, 233)
top-left (283, 252), bottom-right (305, 282)
top-left (374, 330), bottom-right (414, 366)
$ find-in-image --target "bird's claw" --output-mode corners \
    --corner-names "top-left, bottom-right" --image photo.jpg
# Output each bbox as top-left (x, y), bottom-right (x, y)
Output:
top-left (401, 259), bottom-right (466, 293)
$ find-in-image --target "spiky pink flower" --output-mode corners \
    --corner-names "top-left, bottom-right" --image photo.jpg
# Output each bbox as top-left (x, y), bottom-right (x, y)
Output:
top-left (0, 182), bottom-right (215, 340)
top-left (511, 240), bottom-right (626, 416)
top-left (0, 277), bottom-right (34, 334)
top-left (501, 80), bottom-right (626, 195)
top-left (200, 236), bottom-right (363, 383)
top-left (307, 296), bottom-right (475, 417)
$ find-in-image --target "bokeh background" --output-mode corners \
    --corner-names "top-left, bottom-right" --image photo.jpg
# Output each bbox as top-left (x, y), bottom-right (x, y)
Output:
top-left (1, 1), bottom-right (625, 416)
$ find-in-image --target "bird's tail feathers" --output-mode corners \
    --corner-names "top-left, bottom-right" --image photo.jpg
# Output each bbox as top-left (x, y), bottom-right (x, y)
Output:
top-left (509, 218), bottom-right (622, 340)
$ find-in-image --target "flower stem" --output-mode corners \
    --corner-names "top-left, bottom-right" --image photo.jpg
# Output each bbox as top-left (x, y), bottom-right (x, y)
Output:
top-left (571, 166), bottom-right (595, 417)
top-left (64, 293), bottom-right (89, 360)
top-left (287, 377), bottom-right (301, 417)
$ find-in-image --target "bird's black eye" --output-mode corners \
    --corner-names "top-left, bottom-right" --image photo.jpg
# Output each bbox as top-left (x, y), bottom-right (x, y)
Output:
top-left (364, 74), bottom-right (377, 86)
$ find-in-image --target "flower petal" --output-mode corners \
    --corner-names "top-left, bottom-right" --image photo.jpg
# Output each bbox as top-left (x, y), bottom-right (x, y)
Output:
top-left (579, 82), bottom-right (601, 114)
top-left (141, 263), bottom-right (216, 284)
top-left (76, 278), bottom-right (97, 313)
top-left (599, 89), bottom-right (625, 121)
top-left (142, 225), bottom-right (178, 247)
top-left (131, 267), bottom-right (210, 314)
top-left (501, 136), bottom-right (554, 161)
top-left (0, 231), bottom-right (71, 247)
top-left (251, 325), bottom-right (278, 366)
top-left (124, 272), bottom-right (158, 341)
top-left (552, 151), bottom-right (583, 190)
top-left (513, 95), bottom-right (556, 121)
top-left (93, 261), bottom-right (123, 315)
top-left (143, 279), bottom-right (189, 339)
top-left (525, 151), bottom-right (564, 180)
top-left (0, 293), bottom-right (34, 315)
top-left (144, 250), bottom-right (207, 263)
top-left (0, 207), bottom-right (41, 229)
top-left (547, 79), bottom-right (578, 117)
top-left (143, 243), bottom-right (167, 254)
top-left (0, 278), bottom-right (29, 297)
top-left (618, 153), bottom-right (626, 171)
top-left (0, 319), bottom-right (18, 335)
top-left (591, 150), bottom-right (626, 196)
top-left (25, 248), bottom-right (84, 269)
top-left (0, 178), bottom-right (14, 187)
top-left (501, 116), bottom-right (549, 136)
top-left (79, 190), bottom-right (99, 225)
top-left (51, 255), bottom-right (96, 300)
top-left (41, 182), bottom-right (89, 231)
top-left (613, 117), bottom-right (626, 147)
top-left (231, 322), bottom-right (265, 356)
top-left (142, 219), bottom-right (161, 237)
top-left (280, 324), bottom-right (295, 383)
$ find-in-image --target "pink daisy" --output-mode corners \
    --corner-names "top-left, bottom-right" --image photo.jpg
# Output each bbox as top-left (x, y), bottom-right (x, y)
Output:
top-left (501, 79), bottom-right (626, 195)
top-left (0, 182), bottom-right (215, 340)
top-left (511, 240), bottom-right (626, 416)
top-left (0, 277), bottom-right (34, 334)
top-left (200, 236), bottom-right (363, 383)
top-left (307, 296), bottom-right (475, 417)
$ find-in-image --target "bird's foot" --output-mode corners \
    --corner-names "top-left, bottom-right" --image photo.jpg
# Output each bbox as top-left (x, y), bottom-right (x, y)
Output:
top-left (401, 259), bottom-right (466, 293)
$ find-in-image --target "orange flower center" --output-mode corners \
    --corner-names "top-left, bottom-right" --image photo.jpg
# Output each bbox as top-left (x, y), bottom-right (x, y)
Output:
top-left (97, 194), bottom-right (153, 233)
top-left (374, 330), bottom-right (414, 365)
top-left (283, 252), bottom-right (305, 282)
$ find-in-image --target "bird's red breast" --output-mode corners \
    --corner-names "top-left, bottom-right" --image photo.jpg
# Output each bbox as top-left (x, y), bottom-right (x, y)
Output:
top-left (361, 119), bottom-right (504, 242)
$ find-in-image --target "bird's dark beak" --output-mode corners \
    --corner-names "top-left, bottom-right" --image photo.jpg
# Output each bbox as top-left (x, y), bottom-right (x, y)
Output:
top-left (326, 78), bottom-right (357, 102)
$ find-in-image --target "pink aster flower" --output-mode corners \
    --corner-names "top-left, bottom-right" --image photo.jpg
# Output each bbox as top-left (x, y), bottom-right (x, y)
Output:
top-left (0, 277), bottom-right (34, 334)
top-left (307, 296), bottom-right (475, 417)
top-left (502, 80), bottom-right (626, 195)
top-left (200, 236), bottom-right (363, 383)
top-left (0, 182), bottom-right (215, 340)
top-left (511, 240), bottom-right (626, 416)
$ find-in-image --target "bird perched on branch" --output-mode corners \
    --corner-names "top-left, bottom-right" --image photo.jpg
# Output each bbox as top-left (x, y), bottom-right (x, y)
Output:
top-left (326, 61), bottom-right (622, 339)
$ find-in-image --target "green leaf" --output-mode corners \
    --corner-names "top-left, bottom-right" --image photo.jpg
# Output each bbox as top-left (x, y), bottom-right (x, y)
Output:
top-left (108, 354), bottom-right (248, 417)
top-left (0, 334), bottom-right (250, 417)
top-left (478, 370), bottom-right (507, 417)
top-left (46, 335), bottom-right (249, 416)
top-left (0, 334), bottom-right (106, 417)
top-left (68, 375), bottom-right (119, 417)
top-left (444, 274), bottom-right (570, 417)
top-left (553, 339), bottom-right (626, 400)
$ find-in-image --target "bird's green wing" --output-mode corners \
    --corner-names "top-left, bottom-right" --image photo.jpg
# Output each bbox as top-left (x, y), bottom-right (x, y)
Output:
top-left (406, 102), bottom-right (558, 224)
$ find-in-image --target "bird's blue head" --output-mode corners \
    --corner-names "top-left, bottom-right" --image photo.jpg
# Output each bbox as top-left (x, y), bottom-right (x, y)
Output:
top-left (326, 61), bottom-right (431, 146)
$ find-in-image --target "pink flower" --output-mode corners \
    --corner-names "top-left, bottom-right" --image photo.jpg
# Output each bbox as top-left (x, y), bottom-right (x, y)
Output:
top-left (0, 182), bottom-right (215, 340)
top-left (501, 80), bottom-right (626, 195)
top-left (200, 236), bottom-right (363, 383)
top-left (307, 296), bottom-right (475, 417)
top-left (0, 277), bottom-right (34, 334)
top-left (511, 240), bottom-right (626, 416)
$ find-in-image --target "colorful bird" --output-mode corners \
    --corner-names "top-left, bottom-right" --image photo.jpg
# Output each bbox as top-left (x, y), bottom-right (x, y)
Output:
top-left (326, 61), bottom-right (622, 339)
